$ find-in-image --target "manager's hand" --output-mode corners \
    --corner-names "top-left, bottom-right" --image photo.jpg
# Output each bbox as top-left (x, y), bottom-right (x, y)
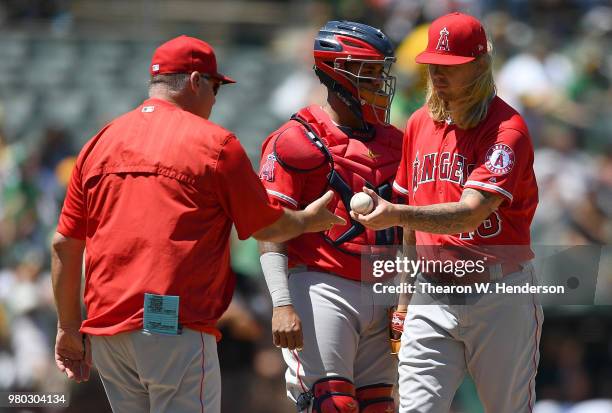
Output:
top-left (55, 326), bottom-right (92, 383)
top-left (303, 190), bottom-right (346, 232)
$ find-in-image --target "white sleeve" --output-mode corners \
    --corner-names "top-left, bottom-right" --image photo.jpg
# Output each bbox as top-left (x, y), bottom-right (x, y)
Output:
top-left (260, 252), bottom-right (292, 307)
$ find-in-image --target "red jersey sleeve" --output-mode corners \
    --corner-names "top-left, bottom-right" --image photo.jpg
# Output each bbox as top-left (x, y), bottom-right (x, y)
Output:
top-left (214, 135), bottom-right (283, 240)
top-left (258, 135), bottom-right (307, 210)
top-left (57, 158), bottom-right (87, 240)
top-left (464, 128), bottom-right (533, 204)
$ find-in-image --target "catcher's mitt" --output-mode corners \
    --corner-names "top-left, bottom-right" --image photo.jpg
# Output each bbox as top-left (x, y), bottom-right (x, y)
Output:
top-left (389, 308), bottom-right (406, 355)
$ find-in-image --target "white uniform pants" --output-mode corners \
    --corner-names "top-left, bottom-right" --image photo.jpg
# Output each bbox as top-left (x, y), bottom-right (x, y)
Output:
top-left (91, 328), bottom-right (220, 413)
top-left (398, 263), bottom-right (543, 413)
top-left (282, 270), bottom-right (397, 411)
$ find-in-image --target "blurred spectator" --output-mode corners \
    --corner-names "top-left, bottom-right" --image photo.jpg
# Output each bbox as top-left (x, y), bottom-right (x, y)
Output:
top-left (39, 126), bottom-right (75, 172)
top-left (532, 123), bottom-right (597, 243)
top-left (0, 304), bottom-right (16, 389)
top-left (390, 23), bottom-right (429, 127)
top-left (268, 27), bottom-right (327, 121)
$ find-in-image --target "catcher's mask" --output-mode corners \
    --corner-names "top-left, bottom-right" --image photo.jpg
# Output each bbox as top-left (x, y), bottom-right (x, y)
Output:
top-left (314, 21), bottom-right (397, 128)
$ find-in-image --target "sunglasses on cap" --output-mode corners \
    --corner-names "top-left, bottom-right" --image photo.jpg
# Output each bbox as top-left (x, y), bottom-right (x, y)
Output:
top-left (201, 74), bottom-right (222, 95)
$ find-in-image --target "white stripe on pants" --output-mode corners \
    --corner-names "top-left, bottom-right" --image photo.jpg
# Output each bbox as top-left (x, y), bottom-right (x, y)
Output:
top-left (91, 328), bottom-right (220, 413)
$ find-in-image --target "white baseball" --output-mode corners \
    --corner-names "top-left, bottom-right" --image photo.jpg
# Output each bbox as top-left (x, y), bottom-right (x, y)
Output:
top-left (350, 192), bottom-right (374, 214)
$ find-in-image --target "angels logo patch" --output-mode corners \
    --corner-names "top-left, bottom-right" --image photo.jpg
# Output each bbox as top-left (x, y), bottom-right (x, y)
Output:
top-left (485, 144), bottom-right (515, 175)
top-left (260, 153), bottom-right (277, 182)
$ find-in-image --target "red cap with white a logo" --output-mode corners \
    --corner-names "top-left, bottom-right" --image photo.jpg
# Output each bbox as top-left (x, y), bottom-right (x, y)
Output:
top-left (150, 35), bottom-right (235, 83)
top-left (415, 12), bottom-right (488, 66)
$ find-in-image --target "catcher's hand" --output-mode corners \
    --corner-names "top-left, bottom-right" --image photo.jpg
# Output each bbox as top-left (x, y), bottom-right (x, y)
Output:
top-left (389, 308), bottom-right (406, 355)
top-left (272, 305), bottom-right (303, 351)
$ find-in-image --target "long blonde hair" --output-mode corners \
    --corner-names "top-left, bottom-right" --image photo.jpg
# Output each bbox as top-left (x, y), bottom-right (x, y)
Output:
top-left (425, 50), bottom-right (496, 130)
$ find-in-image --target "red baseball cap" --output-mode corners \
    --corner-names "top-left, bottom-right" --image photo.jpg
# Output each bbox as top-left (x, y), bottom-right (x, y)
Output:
top-left (150, 35), bottom-right (235, 84)
top-left (415, 12), bottom-right (487, 66)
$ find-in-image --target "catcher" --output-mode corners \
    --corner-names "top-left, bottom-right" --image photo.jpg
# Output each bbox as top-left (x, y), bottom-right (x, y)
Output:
top-left (258, 21), bottom-right (408, 413)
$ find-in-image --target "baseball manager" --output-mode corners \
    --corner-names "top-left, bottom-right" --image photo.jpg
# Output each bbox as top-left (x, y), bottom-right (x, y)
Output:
top-left (51, 35), bottom-right (343, 413)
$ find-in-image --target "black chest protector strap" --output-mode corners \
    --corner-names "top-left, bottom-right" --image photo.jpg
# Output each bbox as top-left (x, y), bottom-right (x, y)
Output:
top-left (288, 114), bottom-right (396, 253)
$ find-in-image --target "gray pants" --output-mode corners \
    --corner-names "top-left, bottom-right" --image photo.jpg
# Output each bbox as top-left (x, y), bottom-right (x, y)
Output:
top-left (398, 264), bottom-right (543, 413)
top-left (91, 329), bottom-right (220, 413)
top-left (282, 270), bottom-right (397, 411)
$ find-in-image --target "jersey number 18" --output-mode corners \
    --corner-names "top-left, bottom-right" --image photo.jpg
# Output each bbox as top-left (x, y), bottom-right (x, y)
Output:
top-left (459, 211), bottom-right (502, 240)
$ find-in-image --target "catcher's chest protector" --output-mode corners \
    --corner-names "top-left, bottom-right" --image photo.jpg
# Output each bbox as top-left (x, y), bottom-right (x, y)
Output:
top-left (274, 105), bottom-right (404, 255)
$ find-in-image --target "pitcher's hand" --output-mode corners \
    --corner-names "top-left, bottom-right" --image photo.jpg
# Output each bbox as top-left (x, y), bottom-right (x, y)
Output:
top-left (350, 187), bottom-right (400, 230)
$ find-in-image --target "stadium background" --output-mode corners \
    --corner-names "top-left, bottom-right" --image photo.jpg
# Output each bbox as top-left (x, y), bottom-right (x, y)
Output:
top-left (0, 0), bottom-right (610, 412)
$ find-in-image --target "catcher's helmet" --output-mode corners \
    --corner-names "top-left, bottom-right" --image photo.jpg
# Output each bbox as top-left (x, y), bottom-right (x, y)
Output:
top-left (314, 21), bottom-right (396, 126)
